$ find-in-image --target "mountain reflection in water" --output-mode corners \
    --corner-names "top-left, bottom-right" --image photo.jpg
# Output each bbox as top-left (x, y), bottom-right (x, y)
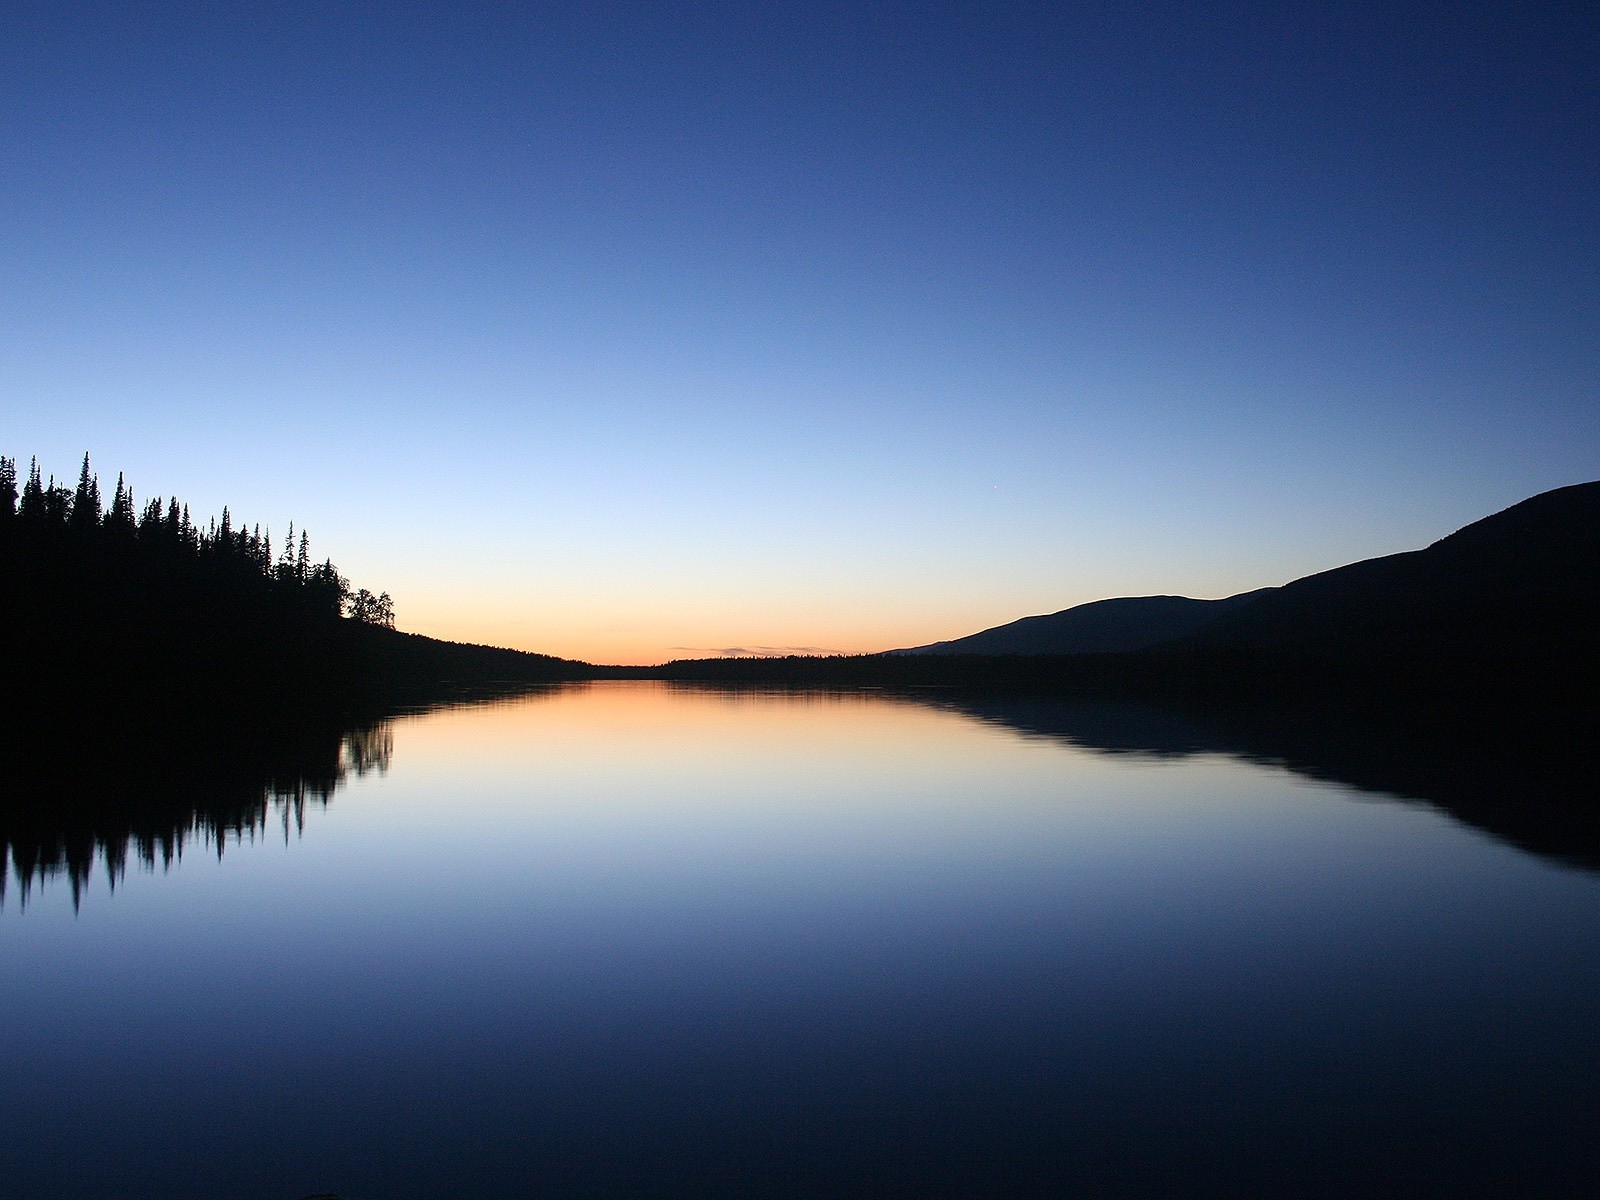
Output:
top-left (5, 683), bottom-right (1597, 912)
top-left (912, 690), bottom-right (1600, 874)
top-left (4, 681), bottom-right (1599, 1200)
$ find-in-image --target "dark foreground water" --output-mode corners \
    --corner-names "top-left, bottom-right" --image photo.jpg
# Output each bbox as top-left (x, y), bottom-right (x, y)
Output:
top-left (3, 682), bottom-right (1598, 1198)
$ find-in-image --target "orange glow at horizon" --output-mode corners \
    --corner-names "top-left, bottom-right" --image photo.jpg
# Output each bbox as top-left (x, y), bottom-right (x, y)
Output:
top-left (397, 605), bottom-right (972, 667)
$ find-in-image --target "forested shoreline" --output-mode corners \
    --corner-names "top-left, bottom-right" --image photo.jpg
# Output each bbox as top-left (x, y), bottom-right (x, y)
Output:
top-left (5, 453), bottom-right (1594, 720)
top-left (2, 453), bottom-right (391, 627)
top-left (0, 454), bottom-right (587, 715)
top-left (3, 453), bottom-right (1594, 905)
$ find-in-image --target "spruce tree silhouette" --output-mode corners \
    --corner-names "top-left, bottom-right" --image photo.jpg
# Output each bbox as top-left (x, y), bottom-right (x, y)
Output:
top-left (2, 451), bottom-right (587, 718)
top-left (69, 452), bottom-right (101, 532)
top-left (18, 458), bottom-right (45, 523)
top-left (0, 456), bottom-right (16, 522)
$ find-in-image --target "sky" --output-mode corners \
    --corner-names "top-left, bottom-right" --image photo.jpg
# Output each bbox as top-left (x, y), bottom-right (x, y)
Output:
top-left (4, 1), bottom-right (1596, 664)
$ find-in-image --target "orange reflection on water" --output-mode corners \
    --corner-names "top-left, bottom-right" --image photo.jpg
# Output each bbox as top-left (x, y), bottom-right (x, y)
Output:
top-left (370, 680), bottom-right (1224, 848)
top-left (393, 681), bottom-right (991, 775)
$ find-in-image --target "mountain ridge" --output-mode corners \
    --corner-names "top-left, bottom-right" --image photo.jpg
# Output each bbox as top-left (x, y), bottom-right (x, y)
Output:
top-left (896, 591), bottom-right (1274, 656)
top-left (894, 480), bottom-right (1600, 663)
top-left (1181, 479), bottom-right (1600, 662)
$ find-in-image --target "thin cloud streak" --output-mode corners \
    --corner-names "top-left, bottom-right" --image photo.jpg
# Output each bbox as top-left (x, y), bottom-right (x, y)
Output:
top-left (669, 646), bottom-right (838, 658)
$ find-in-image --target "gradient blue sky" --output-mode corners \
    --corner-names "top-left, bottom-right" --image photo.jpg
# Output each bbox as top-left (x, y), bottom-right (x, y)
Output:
top-left (5, 2), bottom-right (1596, 663)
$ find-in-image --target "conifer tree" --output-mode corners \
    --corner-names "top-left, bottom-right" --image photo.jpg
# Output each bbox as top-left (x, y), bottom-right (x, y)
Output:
top-left (70, 453), bottom-right (101, 531)
top-left (0, 456), bottom-right (16, 522)
top-left (43, 475), bottom-right (71, 524)
top-left (107, 473), bottom-right (136, 538)
top-left (277, 523), bottom-right (296, 581)
top-left (19, 458), bottom-right (45, 522)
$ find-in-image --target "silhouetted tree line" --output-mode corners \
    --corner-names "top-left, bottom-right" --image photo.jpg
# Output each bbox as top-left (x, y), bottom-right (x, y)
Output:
top-left (0, 453), bottom-right (392, 627)
top-left (1, 453), bottom-right (589, 715)
top-left (0, 452), bottom-right (409, 713)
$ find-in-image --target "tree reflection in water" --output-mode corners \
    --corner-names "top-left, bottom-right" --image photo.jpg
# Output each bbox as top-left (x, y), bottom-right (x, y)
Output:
top-left (0, 718), bottom-right (393, 911)
top-left (8, 682), bottom-right (1597, 912)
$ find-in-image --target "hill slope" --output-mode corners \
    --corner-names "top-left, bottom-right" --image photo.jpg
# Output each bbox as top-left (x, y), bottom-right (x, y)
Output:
top-left (1181, 480), bottom-right (1600, 666)
top-left (899, 591), bottom-right (1272, 656)
top-left (893, 481), bottom-right (1600, 687)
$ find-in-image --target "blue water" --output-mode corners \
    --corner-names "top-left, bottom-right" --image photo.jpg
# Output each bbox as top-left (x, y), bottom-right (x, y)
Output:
top-left (3, 683), bottom-right (1597, 1197)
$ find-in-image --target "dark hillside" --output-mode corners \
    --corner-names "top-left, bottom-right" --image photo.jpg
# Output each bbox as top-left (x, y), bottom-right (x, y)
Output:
top-left (663, 481), bottom-right (1600, 709)
top-left (1180, 481), bottom-right (1600, 676)
top-left (899, 591), bottom-right (1272, 656)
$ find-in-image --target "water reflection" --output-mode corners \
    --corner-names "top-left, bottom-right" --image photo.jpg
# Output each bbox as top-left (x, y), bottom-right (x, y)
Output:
top-left (917, 690), bottom-right (1600, 873)
top-left (0, 718), bottom-right (394, 911)
top-left (3, 682), bottom-right (1598, 1199)
top-left (6, 682), bottom-right (1597, 915)
top-left (656, 683), bottom-right (1600, 874)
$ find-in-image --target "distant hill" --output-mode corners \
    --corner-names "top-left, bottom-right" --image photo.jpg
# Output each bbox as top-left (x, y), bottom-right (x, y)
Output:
top-left (893, 481), bottom-right (1600, 677)
top-left (1180, 480), bottom-right (1600, 667)
top-left (897, 591), bottom-right (1272, 656)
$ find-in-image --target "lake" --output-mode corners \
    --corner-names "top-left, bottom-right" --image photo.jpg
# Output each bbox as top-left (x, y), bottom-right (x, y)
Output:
top-left (3, 681), bottom-right (1598, 1198)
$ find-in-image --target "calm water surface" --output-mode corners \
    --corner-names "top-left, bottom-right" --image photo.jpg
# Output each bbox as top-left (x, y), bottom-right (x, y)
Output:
top-left (3, 682), bottom-right (1598, 1197)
